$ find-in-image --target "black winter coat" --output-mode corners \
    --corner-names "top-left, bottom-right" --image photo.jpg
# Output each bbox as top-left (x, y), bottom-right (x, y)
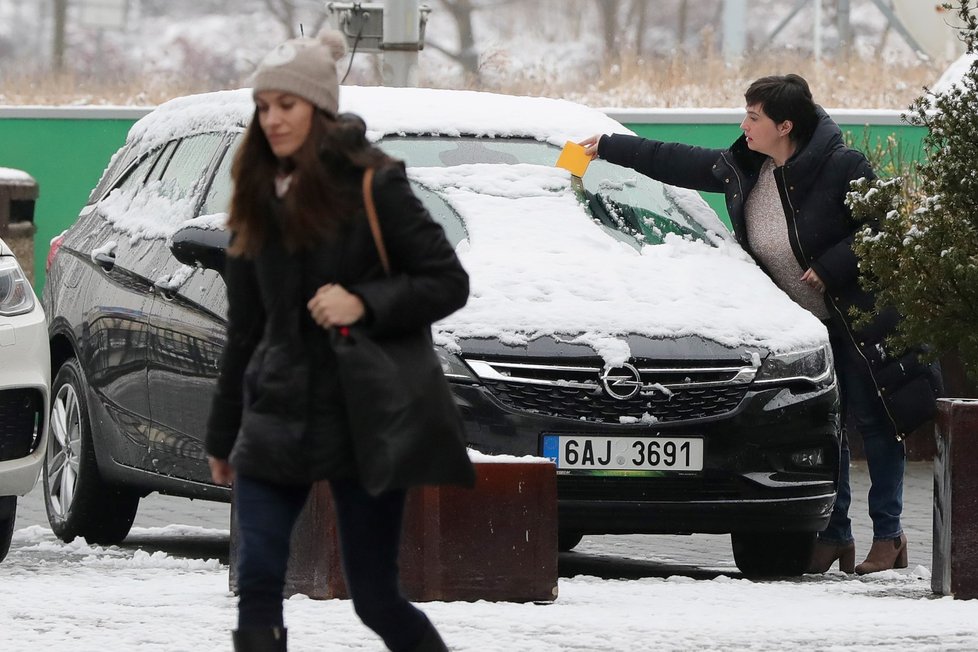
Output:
top-left (205, 163), bottom-right (473, 485)
top-left (598, 108), bottom-right (941, 438)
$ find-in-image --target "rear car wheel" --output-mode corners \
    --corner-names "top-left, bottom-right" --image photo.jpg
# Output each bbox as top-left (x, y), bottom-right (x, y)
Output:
top-left (731, 531), bottom-right (816, 577)
top-left (0, 496), bottom-right (15, 562)
top-left (43, 358), bottom-right (140, 545)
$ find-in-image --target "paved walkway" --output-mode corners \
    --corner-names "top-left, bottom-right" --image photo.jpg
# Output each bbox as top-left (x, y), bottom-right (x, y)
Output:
top-left (13, 460), bottom-right (936, 571)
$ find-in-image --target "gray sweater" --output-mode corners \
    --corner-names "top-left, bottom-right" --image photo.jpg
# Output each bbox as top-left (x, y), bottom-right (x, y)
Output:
top-left (744, 158), bottom-right (830, 320)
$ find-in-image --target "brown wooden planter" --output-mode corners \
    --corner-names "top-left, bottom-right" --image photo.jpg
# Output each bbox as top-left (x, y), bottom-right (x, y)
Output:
top-left (932, 398), bottom-right (978, 599)
top-left (230, 460), bottom-right (558, 603)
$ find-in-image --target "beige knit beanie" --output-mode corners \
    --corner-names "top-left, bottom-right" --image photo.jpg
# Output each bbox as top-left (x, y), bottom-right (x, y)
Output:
top-left (251, 28), bottom-right (348, 114)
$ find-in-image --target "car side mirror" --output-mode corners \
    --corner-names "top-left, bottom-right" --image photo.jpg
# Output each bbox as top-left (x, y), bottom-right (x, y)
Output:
top-left (170, 223), bottom-right (229, 275)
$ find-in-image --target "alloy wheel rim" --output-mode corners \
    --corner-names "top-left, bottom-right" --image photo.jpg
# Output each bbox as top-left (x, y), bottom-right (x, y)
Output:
top-left (47, 382), bottom-right (82, 520)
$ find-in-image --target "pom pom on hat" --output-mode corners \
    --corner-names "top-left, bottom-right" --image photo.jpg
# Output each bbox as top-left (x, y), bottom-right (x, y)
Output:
top-left (251, 28), bottom-right (348, 114)
top-left (317, 27), bottom-right (347, 62)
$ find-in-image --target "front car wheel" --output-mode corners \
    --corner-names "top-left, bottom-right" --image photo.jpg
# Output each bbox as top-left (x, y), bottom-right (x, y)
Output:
top-left (731, 531), bottom-right (816, 577)
top-left (44, 358), bottom-right (140, 545)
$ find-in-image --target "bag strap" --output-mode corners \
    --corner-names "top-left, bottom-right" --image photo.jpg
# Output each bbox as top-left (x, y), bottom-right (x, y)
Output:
top-left (361, 168), bottom-right (391, 276)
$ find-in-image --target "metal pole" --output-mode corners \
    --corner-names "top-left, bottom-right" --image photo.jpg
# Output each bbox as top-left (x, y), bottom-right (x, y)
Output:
top-left (722, 0), bottom-right (747, 60)
top-left (382, 0), bottom-right (420, 87)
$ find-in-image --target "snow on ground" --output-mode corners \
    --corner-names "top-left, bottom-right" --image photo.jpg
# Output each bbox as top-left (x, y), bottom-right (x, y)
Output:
top-left (3, 524), bottom-right (978, 652)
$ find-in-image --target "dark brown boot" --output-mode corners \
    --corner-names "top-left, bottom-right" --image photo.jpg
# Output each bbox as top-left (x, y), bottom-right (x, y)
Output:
top-left (855, 533), bottom-right (908, 575)
top-left (806, 539), bottom-right (856, 574)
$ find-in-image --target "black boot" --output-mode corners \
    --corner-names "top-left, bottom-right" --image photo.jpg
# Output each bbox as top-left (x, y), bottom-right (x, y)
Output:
top-left (411, 624), bottom-right (449, 652)
top-left (232, 626), bottom-right (287, 652)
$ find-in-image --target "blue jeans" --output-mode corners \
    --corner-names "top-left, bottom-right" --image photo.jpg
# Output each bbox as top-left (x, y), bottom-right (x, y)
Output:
top-left (233, 475), bottom-right (430, 651)
top-left (820, 331), bottom-right (906, 543)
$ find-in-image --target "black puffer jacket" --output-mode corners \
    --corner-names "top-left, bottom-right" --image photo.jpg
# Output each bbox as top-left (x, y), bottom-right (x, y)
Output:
top-left (598, 109), bottom-right (941, 438)
top-left (206, 163), bottom-right (473, 485)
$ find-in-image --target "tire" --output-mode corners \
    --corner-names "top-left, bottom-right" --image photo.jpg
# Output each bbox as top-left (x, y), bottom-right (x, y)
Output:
top-left (731, 531), bottom-right (816, 577)
top-left (558, 530), bottom-right (584, 552)
top-left (43, 358), bottom-right (140, 545)
top-left (0, 496), bottom-right (15, 563)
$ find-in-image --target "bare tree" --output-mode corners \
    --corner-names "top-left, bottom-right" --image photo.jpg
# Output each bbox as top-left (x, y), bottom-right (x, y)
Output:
top-left (678, 0), bottom-right (689, 49)
top-left (594, 0), bottom-right (624, 60)
top-left (630, 0), bottom-right (647, 56)
top-left (262, 0), bottom-right (327, 39)
top-left (52, 0), bottom-right (67, 72)
top-left (427, 0), bottom-right (481, 81)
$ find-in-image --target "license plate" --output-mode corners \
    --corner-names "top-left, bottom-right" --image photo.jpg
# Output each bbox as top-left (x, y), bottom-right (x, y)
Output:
top-left (542, 435), bottom-right (704, 471)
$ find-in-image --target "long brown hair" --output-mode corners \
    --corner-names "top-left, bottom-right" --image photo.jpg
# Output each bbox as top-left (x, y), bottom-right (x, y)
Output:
top-left (227, 109), bottom-right (392, 257)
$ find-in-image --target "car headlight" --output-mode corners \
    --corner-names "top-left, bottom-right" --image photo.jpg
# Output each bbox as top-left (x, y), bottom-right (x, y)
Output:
top-left (434, 346), bottom-right (479, 383)
top-left (754, 344), bottom-right (833, 386)
top-left (0, 257), bottom-right (36, 316)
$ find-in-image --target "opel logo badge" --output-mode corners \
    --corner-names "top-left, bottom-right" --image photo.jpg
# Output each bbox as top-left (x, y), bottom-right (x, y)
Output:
top-left (601, 363), bottom-right (643, 400)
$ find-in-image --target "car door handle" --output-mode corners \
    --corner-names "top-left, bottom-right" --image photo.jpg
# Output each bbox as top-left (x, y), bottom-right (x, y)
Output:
top-left (153, 280), bottom-right (176, 301)
top-left (93, 251), bottom-right (116, 272)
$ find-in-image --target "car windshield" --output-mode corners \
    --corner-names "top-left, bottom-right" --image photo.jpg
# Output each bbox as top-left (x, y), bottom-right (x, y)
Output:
top-left (378, 136), bottom-right (721, 249)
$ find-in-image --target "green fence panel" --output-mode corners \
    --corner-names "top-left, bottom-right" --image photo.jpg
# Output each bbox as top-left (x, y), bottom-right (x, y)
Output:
top-left (0, 108), bottom-right (927, 293)
top-left (0, 111), bottom-right (137, 290)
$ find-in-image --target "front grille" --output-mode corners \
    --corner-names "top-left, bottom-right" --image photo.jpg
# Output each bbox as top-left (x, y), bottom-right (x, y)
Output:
top-left (470, 357), bottom-right (753, 424)
top-left (558, 474), bottom-right (743, 502)
top-left (0, 388), bottom-right (44, 462)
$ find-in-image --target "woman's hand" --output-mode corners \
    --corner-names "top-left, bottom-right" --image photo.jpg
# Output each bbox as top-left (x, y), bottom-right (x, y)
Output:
top-left (579, 134), bottom-right (603, 159)
top-left (307, 283), bottom-right (365, 328)
top-left (801, 268), bottom-right (825, 293)
top-left (208, 456), bottom-right (234, 486)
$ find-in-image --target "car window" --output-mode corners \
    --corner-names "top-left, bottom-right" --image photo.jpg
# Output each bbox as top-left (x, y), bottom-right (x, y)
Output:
top-left (201, 141), bottom-right (236, 217)
top-left (380, 137), bottom-right (551, 167)
top-left (157, 133), bottom-right (225, 205)
top-left (108, 147), bottom-right (167, 199)
top-left (378, 136), bottom-right (719, 247)
top-left (203, 134), bottom-right (467, 248)
top-left (89, 147), bottom-right (139, 204)
top-left (144, 140), bottom-right (179, 184)
top-left (409, 183), bottom-right (467, 247)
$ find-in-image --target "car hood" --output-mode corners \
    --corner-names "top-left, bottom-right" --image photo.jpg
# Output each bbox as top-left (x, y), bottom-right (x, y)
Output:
top-left (0, 238), bottom-right (11, 257)
top-left (416, 164), bottom-right (829, 367)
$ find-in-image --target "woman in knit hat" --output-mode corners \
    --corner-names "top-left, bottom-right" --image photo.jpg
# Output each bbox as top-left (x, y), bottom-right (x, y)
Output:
top-left (205, 29), bottom-right (472, 652)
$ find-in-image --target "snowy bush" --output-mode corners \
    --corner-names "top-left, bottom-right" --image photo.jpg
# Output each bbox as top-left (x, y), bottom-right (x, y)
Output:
top-left (848, 1), bottom-right (978, 380)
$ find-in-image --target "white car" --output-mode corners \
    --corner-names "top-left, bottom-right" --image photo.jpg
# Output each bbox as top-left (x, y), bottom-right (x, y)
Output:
top-left (0, 236), bottom-right (50, 562)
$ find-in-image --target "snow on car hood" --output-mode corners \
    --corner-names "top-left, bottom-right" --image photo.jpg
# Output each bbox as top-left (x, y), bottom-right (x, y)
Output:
top-left (412, 164), bottom-right (828, 364)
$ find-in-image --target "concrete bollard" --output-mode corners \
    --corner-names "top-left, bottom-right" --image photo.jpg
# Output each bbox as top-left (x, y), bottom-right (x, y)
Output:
top-left (230, 459), bottom-right (559, 603)
top-left (932, 398), bottom-right (978, 599)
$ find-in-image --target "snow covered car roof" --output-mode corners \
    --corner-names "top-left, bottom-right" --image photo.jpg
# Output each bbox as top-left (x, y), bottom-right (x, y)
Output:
top-left (125, 85), bottom-right (633, 158)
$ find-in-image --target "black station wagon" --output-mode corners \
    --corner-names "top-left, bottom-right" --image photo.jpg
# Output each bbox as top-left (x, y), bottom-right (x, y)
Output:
top-left (42, 87), bottom-right (840, 576)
